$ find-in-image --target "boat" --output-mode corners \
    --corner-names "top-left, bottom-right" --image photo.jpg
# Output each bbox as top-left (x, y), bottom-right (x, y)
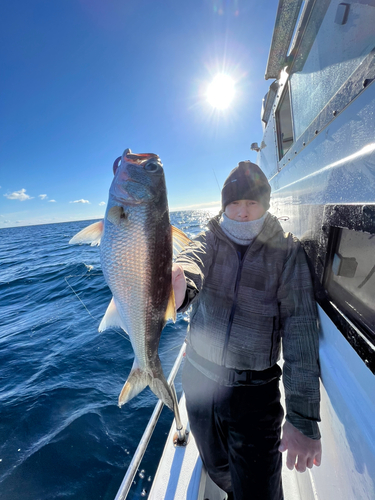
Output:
top-left (115, 0), bottom-right (375, 498)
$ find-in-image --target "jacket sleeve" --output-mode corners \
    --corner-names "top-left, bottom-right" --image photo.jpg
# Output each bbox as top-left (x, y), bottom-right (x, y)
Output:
top-left (277, 236), bottom-right (321, 440)
top-left (174, 231), bottom-right (214, 313)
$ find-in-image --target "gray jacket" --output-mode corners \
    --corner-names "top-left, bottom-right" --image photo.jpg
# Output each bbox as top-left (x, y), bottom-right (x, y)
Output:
top-left (176, 213), bottom-right (321, 439)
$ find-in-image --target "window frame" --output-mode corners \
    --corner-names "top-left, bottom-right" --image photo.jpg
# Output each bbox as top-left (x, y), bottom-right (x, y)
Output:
top-left (324, 226), bottom-right (375, 344)
top-left (275, 81), bottom-right (295, 160)
top-left (311, 203), bottom-right (375, 373)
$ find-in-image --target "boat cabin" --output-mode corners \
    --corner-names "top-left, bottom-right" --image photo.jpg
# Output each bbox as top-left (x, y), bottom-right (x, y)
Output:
top-left (255, 0), bottom-right (375, 498)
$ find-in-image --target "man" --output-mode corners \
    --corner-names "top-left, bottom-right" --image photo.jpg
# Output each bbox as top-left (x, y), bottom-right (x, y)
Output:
top-left (172, 161), bottom-right (321, 500)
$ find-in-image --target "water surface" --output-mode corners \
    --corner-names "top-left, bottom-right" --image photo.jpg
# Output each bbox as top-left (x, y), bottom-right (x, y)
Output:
top-left (0, 210), bottom-right (215, 500)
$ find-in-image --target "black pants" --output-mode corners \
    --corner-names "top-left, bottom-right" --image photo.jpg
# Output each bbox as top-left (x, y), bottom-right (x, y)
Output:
top-left (182, 360), bottom-right (284, 500)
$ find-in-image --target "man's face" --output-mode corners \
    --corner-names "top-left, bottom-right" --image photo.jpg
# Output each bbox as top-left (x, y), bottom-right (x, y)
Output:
top-left (224, 199), bottom-right (266, 222)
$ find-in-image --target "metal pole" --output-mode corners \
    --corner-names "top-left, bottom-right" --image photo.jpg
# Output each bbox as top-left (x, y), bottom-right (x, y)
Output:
top-left (114, 342), bottom-right (186, 500)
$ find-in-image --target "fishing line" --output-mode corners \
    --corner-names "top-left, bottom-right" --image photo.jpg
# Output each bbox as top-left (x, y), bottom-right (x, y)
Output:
top-left (110, 329), bottom-right (131, 342)
top-left (64, 274), bottom-right (131, 343)
top-left (212, 168), bottom-right (221, 193)
top-left (164, 343), bottom-right (183, 354)
top-left (65, 275), bottom-right (100, 323)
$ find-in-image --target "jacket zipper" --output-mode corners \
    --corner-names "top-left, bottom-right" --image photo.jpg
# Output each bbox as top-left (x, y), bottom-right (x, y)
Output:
top-left (221, 250), bottom-right (244, 366)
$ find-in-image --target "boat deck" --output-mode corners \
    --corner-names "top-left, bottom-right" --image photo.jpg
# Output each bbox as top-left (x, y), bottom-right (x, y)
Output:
top-left (148, 394), bottom-right (304, 500)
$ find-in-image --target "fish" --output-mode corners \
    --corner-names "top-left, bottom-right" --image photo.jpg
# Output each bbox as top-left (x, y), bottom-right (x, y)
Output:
top-left (69, 148), bottom-right (190, 417)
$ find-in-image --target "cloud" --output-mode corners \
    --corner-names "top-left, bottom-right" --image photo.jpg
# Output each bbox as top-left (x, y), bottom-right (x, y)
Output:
top-left (48, 199), bottom-right (56, 202)
top-left (3, 220), bottom-right (10, 224)
top-left (70, 199), bottom-right (90, 204)
top-left (39, 194), bottom-right (48, 200)
top-left (4, 188), bottom-right (33, 201)
top-left (99, 201), bottom-right (106, 206)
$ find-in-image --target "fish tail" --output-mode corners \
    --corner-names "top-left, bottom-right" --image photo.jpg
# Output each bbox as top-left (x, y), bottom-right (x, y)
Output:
top-left (149, 374), bottom-right (174, 411)
top-left (118, 367), bottom-right (151, 408)
top-left (118, 360), bottom-right (174, 411)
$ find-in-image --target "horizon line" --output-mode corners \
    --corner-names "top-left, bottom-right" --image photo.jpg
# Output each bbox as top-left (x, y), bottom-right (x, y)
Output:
top-left (0, 204), bottom-right (221, 229)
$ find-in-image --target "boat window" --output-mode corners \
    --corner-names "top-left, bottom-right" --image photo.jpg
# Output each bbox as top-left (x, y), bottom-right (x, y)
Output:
top-left (275, 83), bottom-right (294, 160)
top-left (262, 81), bottom-right (278, 126)
top-left (289, 0), bottom-right (375, 139)
top-left (257, 113), bottom-right (278, 179)
top-left (325, 227), bottom-right (375, 342)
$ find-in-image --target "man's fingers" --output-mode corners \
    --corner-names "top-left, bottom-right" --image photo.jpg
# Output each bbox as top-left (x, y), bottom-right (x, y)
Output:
top-left (171, 263), bottom-right (187, 310)
top-left (306, 456), bottom-right (314, 469)
top-left (287, 452), bottom-right (321, 472)
top-left (278, 444), bottom-right (287, 453)
top-left (314, 453), bottom-right (322, 467)
top-left (172, 263), bottom-right (183, 279)
top-left (296, 455), bottom-right (308, 473)
top-left (281, 422), bottom-right (322, 473)
top-left (278, 440), bottom-right (287, 453)
top-left (286, 450), bottom-right (297, 471)
top-left (296, 452), bottom-right (320, 472)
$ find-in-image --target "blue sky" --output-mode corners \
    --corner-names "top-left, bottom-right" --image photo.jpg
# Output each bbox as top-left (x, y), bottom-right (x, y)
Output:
top-left (0, 0), bottom-right (279, 228)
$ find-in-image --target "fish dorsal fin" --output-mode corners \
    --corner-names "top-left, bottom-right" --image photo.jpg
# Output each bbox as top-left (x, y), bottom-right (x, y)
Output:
top-left (69, 220), bottom-right (104, 246)
top-left (171, 225), bottom-right (192, 258)
top-left (164, 288), bottom-right (176, 323)
top-left (98, 297), bottom-right (124, 332)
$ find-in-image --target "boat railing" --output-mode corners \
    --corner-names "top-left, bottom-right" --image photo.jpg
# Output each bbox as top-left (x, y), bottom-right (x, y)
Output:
top-left (114, 341), bottom-right (187, 500)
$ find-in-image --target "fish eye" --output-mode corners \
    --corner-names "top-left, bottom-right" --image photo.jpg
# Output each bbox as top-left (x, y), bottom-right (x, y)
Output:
top-left (144, 162), bottom-right (160, 173)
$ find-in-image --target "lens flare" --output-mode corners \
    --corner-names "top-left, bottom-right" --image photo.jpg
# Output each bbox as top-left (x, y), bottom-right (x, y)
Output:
top-left (206, 74), bottom-right (235, 110)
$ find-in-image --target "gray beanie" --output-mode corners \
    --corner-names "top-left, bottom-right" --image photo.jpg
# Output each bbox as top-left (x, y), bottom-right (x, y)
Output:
top-left (221, 161), bottom-right (271, 211)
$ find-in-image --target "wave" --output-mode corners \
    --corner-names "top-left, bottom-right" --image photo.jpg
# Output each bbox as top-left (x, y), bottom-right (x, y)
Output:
top-left (0, 218), bottom-right (190, 500)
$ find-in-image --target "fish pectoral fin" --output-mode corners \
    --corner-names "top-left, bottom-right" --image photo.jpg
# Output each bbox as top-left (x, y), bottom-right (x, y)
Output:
top-left (164, 288), bottom-right (176, 323)
top-left (69, 220), bottom-right (104, 246)
top-left (171, 225), bottom-right (192, 258)
top-left (98, 298), bottom-right (124, 332)
top-left (107, 206), bottom-right (129, 226)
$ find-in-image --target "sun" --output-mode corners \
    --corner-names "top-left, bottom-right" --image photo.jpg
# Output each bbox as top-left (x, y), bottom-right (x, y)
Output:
top-left (206, 74), bottom-right (235, 110)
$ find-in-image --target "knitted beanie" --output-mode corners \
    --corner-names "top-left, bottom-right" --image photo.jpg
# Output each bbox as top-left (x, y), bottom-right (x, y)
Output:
top-left (221, 161), bottom-right (271, 211)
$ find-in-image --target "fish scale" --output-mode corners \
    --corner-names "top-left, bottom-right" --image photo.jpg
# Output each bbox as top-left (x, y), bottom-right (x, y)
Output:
top-left (101, 206), bottom-right (152, 367)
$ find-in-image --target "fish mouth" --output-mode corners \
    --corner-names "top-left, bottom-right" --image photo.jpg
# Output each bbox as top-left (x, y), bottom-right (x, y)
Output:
top-left (123, 149), bottom-right (160, 165)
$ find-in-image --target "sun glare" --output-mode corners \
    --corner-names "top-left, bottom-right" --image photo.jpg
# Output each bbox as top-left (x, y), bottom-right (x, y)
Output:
top-left (206, 74), bottom-right (235, 110)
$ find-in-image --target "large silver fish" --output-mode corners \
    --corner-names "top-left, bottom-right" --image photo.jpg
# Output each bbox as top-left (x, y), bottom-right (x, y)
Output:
top-left (70, 149), bottom-right (190, 420)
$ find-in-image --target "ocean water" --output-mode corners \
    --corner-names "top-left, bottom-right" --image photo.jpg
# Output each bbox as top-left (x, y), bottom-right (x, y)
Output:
top-left (0, 210), bottom-right (216, 500)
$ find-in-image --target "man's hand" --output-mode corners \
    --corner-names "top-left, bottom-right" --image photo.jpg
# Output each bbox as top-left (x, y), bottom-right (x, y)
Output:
top-left (279, 420), bottom-right (322, 472)
top-left (172, 263), bottom-right (187, 310)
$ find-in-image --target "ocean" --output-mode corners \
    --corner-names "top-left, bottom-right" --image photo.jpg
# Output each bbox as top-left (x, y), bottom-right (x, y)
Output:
top-left (0, 210), bottom-right (216, 500)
